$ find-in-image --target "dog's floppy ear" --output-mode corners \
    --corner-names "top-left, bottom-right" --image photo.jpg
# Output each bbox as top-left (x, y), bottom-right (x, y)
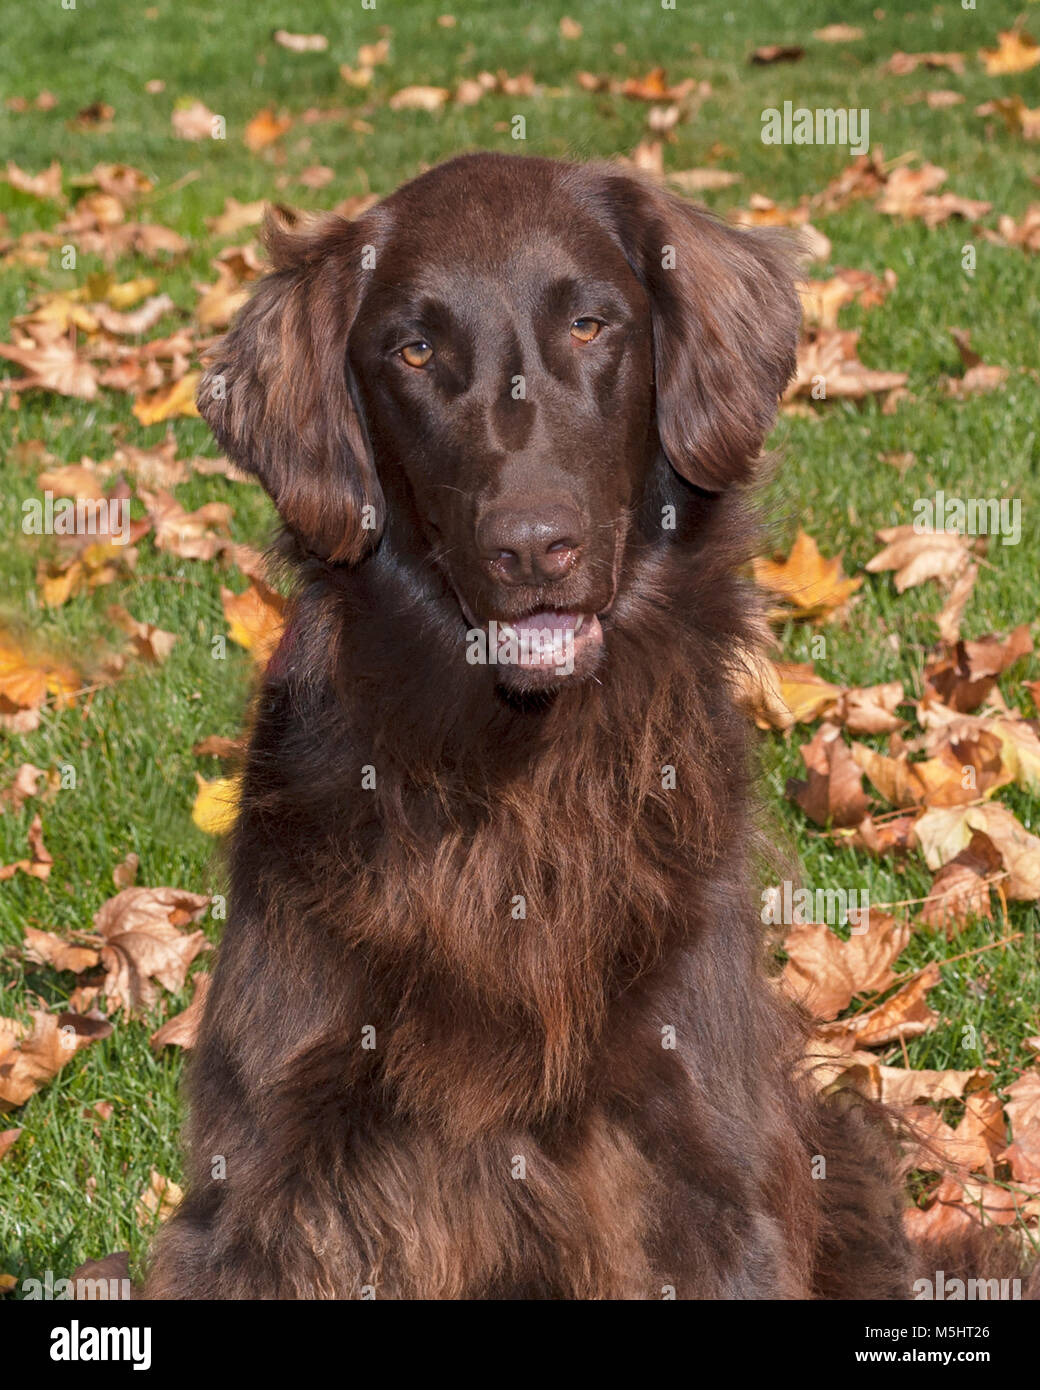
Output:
top-left (197, 207), bottom-right (383, 563)
top-left (596, 170), bottom-right (801, 491)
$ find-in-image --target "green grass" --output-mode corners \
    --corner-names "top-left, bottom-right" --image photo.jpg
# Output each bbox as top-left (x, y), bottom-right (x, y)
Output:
top-left (1, 0), bottom-right (1039, 1288)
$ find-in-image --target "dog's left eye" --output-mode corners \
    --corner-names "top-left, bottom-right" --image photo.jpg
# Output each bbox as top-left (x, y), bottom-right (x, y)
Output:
top-left (570, 318), bottom-right (602, 343)
top-left (400, 341), bottom-right (434, 368)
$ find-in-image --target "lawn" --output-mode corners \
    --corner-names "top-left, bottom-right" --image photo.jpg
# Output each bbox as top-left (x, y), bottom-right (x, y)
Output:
top-left (1, 0), bottom-right (1038, 1289)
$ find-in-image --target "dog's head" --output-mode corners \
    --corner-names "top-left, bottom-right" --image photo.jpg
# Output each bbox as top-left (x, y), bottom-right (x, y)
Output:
top-left (199, 153), bottom-right (800, 692)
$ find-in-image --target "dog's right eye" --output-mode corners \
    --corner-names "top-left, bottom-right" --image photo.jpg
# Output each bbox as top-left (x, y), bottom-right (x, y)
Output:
top-left (399, 341), bottom-right (434, 368)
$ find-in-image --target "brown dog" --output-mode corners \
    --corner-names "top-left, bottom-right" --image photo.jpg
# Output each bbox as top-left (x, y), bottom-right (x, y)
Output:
top-left (145, 154), bottom-right (1013, 1299)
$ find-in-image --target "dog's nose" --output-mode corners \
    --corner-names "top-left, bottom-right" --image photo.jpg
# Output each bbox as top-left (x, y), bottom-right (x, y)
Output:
top-left (476, 503), bottom-right (584, 585)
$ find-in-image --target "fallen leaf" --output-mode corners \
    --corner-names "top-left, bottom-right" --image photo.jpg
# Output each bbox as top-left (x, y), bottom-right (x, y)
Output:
top-left (798, 268), bottom-right (896, 330)
top-left (979, 29), bottom-right (1040, 77)
top-left (924, 625), bottom-right (1032, 712)
top-left (1, 763), bottom-right (48, 812)
top-left (94, 886), bottom-right (210, 1014)
top-left (666, 169), bottom-right (741, 193)
top-left (787, 723), bottom-right (872, 827)
top-left (915, 803), bottom-right (1040, 900)
top-left (150, 972), bottom-right (210, 1050)
top-left (140, 487), bottom-right (231, 560)
top-left (388, 86), bottom-right (451, 112)
top-left (23, 927), bottom-right (99, 974)
top-left (820, 963), bottom-right (941, 1048)
top-left (0, 1010), bottom-right (111, 1110)
top-left (207, 197), bottom-right (267, 237)
top-left (559, 16), bottom-right (582, 40)
top-left (132, 372), bottom-right (201, 425)
top-left (136, 1168), bottom-right (183, 1226)
top-left (107, 604), bottom-right (177, 664)
top-left (0, 325), bottom-right (98, 399)
top-left (192, 774), bottom-right (242, 837)
top-left (0, 628), bottom-right (80, 713)
top-left (936, 563), bottom-right (978, 646)
top-left (273, 29), bottom-right (328, 52)
top-left (877, 1067), bottom-right (993, 1106)
top-left (753, 530), bottom-right (862, 621)
top-left (781, 913), bottom-right (910, 1020)
top-left (918, 832), bottom-right (1003, 934)
top-left (882, 51), bottom-right (966, 75)
top-left (750, 45), bottom-right (804, 64)
top-left (5, 160), bottom-right (63, 199)
top-left (171, 100), bottom-right (218, 141)
top-left (244, 108), bottom-right (291, 151)
top-left (0, 1129), bottom-right (20, 1161)
top-left (113, 851), bottom-right (139, 889)
top-left (833, 682), bottom-right (906, 735)
top-left (866, 526), bottom-right (974, 593)
top-left (771, 662), bottom-right (844, 724)
top-left (814, 25), bottom-right (864, 42)
top-left (221, 580), bottom-right (286, 662)
top-left (0, 814), bottom-right (53, 882)
top-left (976, 96), bottom-right (1040, 141)
top-left (785, 329), bottom-right (908, 403)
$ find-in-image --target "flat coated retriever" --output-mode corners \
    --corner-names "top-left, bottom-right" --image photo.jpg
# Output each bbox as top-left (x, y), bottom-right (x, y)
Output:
top-left (146, 153), bottom-right (1029, 1300)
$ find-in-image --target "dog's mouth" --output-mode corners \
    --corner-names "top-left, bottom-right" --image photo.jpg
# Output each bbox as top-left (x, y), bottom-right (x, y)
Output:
top-left (492, 609), bottom-right (604, 669)
top-left (453, 593), bottom-right (608, 688)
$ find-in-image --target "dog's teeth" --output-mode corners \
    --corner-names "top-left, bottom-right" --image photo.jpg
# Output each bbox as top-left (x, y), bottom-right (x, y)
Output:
top-left (574, 615), bottom-right (585, 634)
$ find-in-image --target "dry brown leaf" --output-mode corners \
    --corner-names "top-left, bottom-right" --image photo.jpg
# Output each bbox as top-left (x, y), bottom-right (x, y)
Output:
top-left (833, 682), bottom-right (906, 735)
top-left (781, 913), bottom-right (910, 1020)
top-left (785, 328), bottom-right (908, 403)
top-left (221, 580), bottom-right (287, 664)
top-left (150, 972), bottom-right (210, 1051)
top-left (132, 372), bottom-right (201, 425)
top-left (753, 530), bottom-right (862, 621)
top-left (273, 29), bottom-right (328, 52)
top-left (771, 662), bottom-right (844, 725)
top-left (918, 832), bottom-right (1002, 934)
top-left (23, 927), bottom-right (99, 974)
top-left (94, 886), bottom-right (210, 1014)
top-left (798, 269), bottom-right (896, 331)
top-left (936, 563), bottom-right (978, 646)
top-left (207, 197), bottom-right (267, 237)
top-left (915, 803), bottom-right (1040, 900)
top-left (0, 1010), bottom-right (111, 1110)
top-left (136, 1168), bottom-right (183, 1226)
top-left (1, 763), bottom-right (47, 812)
top-left (172, 100), bottom-right (217, 140)
top-left (0, 814), bottom-right (53, 882)
top-left (666, 169), bottom-right (741, 193)
top-left (882, 51), bottom-right (965, 75)
top-left (113, 851), bottom-right (139, 889)
top-left (866, 525), bottom-right (974, 593)
top-left (750, 45), bottom-right (804, 65)
top-left (924, 624), bottom-right (1032, 712)
top-left (0, 325), bottom-right (98, 399)
top-left (0, 629), bottom-right (80, 713)
top-left (389, 86), bottom-right (451, 112)
top-left (106, 604), bottom-right (177, 664)
top-left (244, 108), bottom-right (291, 151)
top-left (877, 1066), bottom-right (993, 1107)
top-left (6, 160), bottom-right (63, 199)
top-left (976, 96), bottom-right (1040, 140)
top-left (140, 487), bottom-right (231, 560)
top-left (787, 723), bottom-right (872, 827)
top-left (980, 29), bottom-right (1040, 76)
top-left (0, 1128), bottom-right (20, 1161)
top-left (814, 25), bottom-right (864, 42)
top-left (819, 963), bottom-right (941, 1049)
